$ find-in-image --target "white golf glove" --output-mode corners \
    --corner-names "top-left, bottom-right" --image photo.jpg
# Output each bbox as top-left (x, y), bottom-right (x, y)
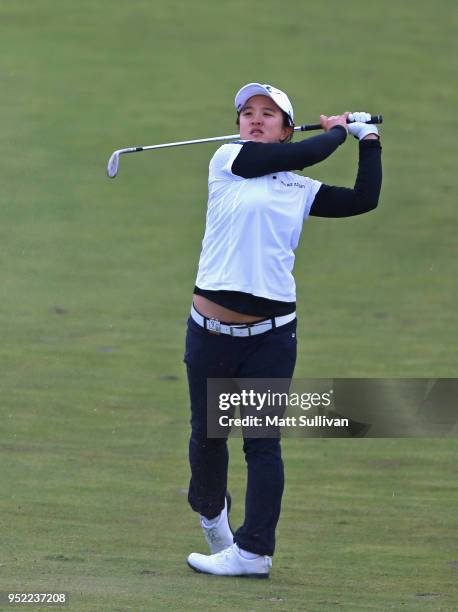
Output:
top-left (348, 111), bottom-right (379, 140)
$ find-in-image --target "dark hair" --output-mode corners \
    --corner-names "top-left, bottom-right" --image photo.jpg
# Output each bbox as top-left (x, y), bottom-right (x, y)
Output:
top-left (236, 110), bottom-right (294, 143)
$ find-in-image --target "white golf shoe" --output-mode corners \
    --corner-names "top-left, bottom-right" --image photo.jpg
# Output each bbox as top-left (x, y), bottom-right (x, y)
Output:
top-left (200, 493), bottom-right (233, 554)
top-left (187, 543), bottom-right (272, 579)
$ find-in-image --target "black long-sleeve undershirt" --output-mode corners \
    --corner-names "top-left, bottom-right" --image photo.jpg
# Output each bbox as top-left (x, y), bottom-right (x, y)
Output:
top-left (311, 138), bottom-right (382, 217)
top-left (231, 126), bottom-right (348, 177)
top-left (231, 128), bottom-right (382, 217)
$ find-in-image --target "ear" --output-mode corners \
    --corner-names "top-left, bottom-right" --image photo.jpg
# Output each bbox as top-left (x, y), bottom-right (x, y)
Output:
top-left (281, 126), bottom-right (293, 142)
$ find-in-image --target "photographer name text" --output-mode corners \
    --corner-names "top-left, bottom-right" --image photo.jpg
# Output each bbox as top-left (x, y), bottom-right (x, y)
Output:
top-left (218, 415), bottom-right (349, 428)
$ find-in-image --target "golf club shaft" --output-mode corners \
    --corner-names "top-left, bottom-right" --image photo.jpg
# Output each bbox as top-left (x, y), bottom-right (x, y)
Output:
top-left (123, 115), bottom-right (382, 153)
top-left (107, 115), bottom-right (382, 177)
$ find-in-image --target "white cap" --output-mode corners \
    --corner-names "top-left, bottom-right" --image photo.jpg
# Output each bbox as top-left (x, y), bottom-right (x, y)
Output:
top-left (235, 82), bottom-right (294, 126)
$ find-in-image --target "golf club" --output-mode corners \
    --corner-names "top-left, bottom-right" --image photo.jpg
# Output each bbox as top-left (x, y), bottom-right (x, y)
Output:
top-left (107, 114), bottom-right (383, 178)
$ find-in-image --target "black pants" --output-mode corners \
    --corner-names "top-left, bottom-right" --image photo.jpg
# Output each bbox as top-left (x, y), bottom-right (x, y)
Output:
top-left (184, 315), bottom-right (297, 556)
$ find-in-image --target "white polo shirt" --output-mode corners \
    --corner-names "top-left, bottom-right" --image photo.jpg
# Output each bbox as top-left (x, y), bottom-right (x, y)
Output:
top-left (195, 142), bottom-right (322, 302)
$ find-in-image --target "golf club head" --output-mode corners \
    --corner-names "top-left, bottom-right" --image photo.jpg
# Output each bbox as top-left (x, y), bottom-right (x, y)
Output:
top-left (107, 150), bottom-right (120, 178)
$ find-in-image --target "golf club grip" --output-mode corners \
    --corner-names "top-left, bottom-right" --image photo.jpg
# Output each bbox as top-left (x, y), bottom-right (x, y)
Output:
top-left (299, 114), bottom-right (383, 132)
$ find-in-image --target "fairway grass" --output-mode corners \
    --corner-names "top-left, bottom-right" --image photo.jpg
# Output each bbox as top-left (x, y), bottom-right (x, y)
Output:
top-left (1, 430), bottom-right (457, 610)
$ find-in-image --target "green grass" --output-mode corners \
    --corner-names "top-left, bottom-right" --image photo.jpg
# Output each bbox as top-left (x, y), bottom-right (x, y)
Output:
top-left (1, 0), bottom-right (457, 609)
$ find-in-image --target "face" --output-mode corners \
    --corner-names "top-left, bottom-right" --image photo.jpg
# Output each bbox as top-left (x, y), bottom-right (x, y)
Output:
top-left (238, 95), bottom-right (292, 143)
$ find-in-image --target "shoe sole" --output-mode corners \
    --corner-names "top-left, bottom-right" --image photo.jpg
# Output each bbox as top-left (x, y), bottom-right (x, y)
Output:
top-left (187, 560), bottom-right (269, 579)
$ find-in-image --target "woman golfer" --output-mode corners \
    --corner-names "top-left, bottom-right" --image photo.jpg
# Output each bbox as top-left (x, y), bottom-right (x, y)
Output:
top-left (185, 82), bottom-right (382, 578)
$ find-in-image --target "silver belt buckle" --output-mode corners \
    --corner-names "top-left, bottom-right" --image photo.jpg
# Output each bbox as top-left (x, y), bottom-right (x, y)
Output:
top-left (207, 318), bottom-right (221, 335)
